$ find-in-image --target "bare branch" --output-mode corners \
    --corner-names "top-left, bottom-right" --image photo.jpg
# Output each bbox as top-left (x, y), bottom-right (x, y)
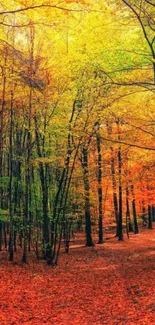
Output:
top-left (101, 136), bottom-right (155, 151)
top-left (124, 121), bottom-right (155, 137)
top-left (145, 0), bottom-right (155, 7)
top-left (0, 4), bottom-right (104, 15)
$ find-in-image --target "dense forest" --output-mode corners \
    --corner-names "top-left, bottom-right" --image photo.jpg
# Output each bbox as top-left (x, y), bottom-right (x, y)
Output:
top-left (0, 0), bottom-right (155, 266)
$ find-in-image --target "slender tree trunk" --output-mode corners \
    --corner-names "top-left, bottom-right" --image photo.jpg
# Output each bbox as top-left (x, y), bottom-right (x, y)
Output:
top-left (22, 101), bottom-right (32, 263)
top-left (152, 206), bottom-right (155, 222)
top-left (22, 147), bottom-right (30, 263)
top-left (96, 126), bottom-right (103, 244)
top-left (118, 145), bottom-right (123, 241)
top-left (110, 148), bottom-right (119, 236)
top-left (28, 186), bottom-right (32, 252)
top-left (117, 120), bottom-right (123, 241)
top-left (0, 222), bottom-right (2, 251)
top-left (0, 56), bottom-right (6, 252)
top-left (126, 186), bottom-right (133, 232)
top-left (14, 229), bottom-right (17, 252)
top-left (82, 147), bottom-right (94, 247)
top-left (131, 185), bottom-right (139, 234)
top-left (22, 25), bottom-right (35, 263)
top-left (9, 90), bottom-right (14, 261)
top-left (148, 205), bottom-right (152, 229)
top-left (3, 223), bottom-right (7, 249)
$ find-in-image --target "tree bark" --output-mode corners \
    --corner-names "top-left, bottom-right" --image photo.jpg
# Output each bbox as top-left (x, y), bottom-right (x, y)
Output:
top-left (110, 147), bottom-right (119, 236)
top-left (148, 205), bottom-right (152, 229)
top-left (96, 125), bottom-right (103, 244)
top-left (131, 185), bottom-right (139, 234)
top-left (126, 186), bottom-right (133, 232)
top-left (118, 146), bottom-right (123, 241)
top-left (82, 147), bottom-right (94, 247)
top-left (9, 90), bottom-right (14, 261)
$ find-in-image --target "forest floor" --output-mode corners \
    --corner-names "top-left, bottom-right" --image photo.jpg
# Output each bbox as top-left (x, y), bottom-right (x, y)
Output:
top-left (1, 228), bottom-right (155, 324)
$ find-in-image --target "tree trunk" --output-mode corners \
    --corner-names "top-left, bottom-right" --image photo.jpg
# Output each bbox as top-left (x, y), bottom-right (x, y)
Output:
top-left (152, 206), bottom-right (155, 222)
top-left (131, 185), bottom-right (139, 234)
top-left (126, 186), bottom-right (133, 232)
top-left (110, 148), bottom-right (119, 237)
top-left (148, 205), bottom-right (152, 229)
top-left (96, 126), bottom-right (103, 244)
top-left (0, 56), bottom-right (6, 253)
top-left (22, 25), bottom-right (34, 263)
top-left (9, 85), bottom-right (14, 261)
top-left (82, 147), bottom-right (94, 247)
top-left (118, 146), bottom-right (123, 241)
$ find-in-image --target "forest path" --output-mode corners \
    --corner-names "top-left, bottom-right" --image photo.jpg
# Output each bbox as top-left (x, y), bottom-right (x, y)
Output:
top-left (0, 228), bottom-right (155, 324)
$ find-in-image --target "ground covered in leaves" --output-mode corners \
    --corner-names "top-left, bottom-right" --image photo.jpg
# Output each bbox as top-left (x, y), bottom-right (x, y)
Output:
top-left (1, 228), bottom-right (155, 324)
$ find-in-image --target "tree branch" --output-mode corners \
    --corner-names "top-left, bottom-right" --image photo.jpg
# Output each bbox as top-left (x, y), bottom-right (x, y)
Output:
top-left (101, 136), bottom-right (155, 151)
top-left (145, 0), bottom-right (155, 7)
top-left (122, 0), bottom-right (155, 59)
top-left (0, 4), bottom-right (105, 15)
top-left (0, 4), bottom-right (87, 15)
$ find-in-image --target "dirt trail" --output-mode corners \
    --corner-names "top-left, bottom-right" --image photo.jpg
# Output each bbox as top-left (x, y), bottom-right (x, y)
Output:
top-left (0, 228), bottom-right (155, 324)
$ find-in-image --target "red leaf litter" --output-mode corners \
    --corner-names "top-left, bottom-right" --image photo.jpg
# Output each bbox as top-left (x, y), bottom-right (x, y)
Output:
top-left (0, 228), bottom-right (155, 325)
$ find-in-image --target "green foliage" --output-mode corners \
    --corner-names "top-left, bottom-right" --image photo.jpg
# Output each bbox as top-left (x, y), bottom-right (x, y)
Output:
top-left (0, 210), bottom-right (9, 222)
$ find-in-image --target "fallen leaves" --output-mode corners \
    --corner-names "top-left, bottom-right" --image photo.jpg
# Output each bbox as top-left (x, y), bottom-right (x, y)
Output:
top-left (1, 228), bottom-right (155, 324)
